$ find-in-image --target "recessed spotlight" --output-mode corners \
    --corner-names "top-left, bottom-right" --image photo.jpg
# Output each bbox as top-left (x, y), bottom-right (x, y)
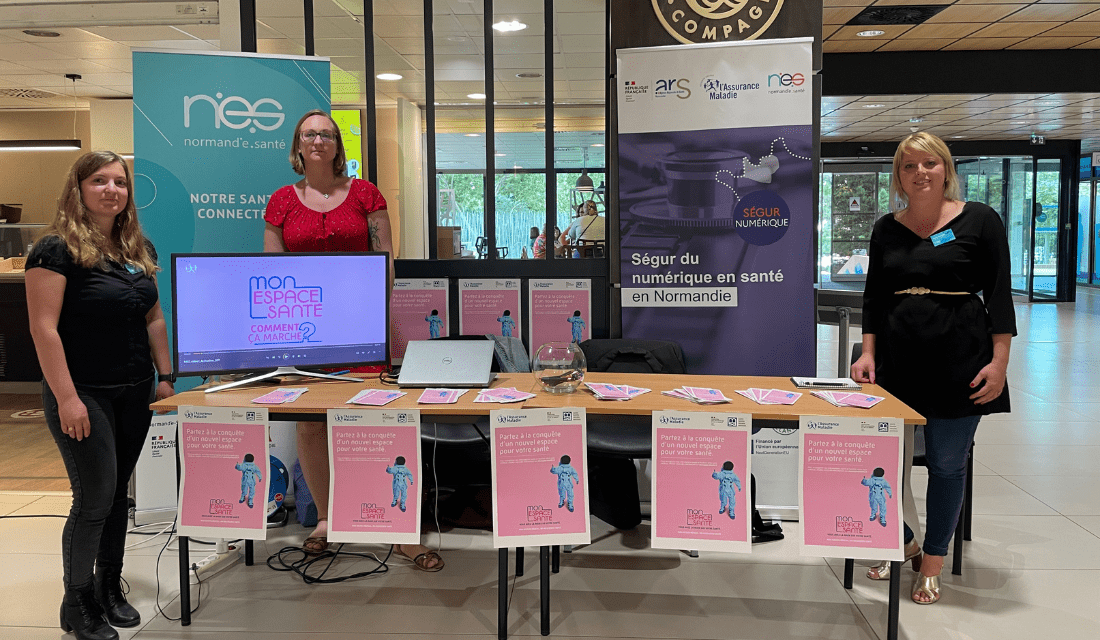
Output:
top-left (591, 143), bottom-right (604, 147)
top-left (951, 135), bottom-right (966, 139)
top-left (376, 73), bottom-right (403, 81)
top-left (856, 30), bottom-right (885, 37)
top-left (464, 133), bottom-right (481, 137)
top-left (492, 21), bottom-right (527, 32)
top-left (495, 152), bottom-right (506, 157)
top-left (23, 29), bottom-right (61, 37)
top-left (863, 104), bottom-right (886, 109)
top-left (467, 93), bottom-right (486, 99)
top-left (1007, 121), bottom-right (1027, 125)
top-left (909, 117), bottom-right (923, 123)
top-left (516, 72), bottom-right (542, 79)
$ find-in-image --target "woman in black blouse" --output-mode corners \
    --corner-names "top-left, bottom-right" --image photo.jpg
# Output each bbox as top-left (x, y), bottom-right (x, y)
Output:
top-left (851, 132), bottom-right (1016, 605)
top-left (26, 151), bottom-right (175, 640)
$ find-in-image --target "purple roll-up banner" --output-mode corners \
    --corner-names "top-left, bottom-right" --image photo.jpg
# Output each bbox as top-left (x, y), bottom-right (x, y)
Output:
top-left (617, 38), bottom-right (815, 375)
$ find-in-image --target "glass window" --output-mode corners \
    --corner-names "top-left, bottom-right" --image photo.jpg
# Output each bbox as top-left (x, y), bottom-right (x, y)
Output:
top-left (1078, 181), bottom-right (1091, 283)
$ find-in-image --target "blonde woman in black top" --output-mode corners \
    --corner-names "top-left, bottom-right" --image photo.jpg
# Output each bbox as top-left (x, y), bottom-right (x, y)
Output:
top-left (852, 132), bottom-right (1016, 605)
top-left (26, 151), bottom-right (175, 640)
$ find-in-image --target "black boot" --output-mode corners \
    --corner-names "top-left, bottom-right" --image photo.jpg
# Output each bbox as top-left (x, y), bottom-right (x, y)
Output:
top-left (60, 587), bottom-right (119, 640)
top-left (94, 566), bottom-right (141, 628)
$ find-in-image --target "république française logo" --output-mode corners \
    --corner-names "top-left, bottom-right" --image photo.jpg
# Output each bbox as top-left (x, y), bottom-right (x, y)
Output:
top-left (652, 0), bottom-right (784, 44)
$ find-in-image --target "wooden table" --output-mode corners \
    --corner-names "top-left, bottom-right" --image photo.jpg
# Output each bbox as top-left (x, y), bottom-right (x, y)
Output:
top-left (152, 372), bottom-right (923, 639)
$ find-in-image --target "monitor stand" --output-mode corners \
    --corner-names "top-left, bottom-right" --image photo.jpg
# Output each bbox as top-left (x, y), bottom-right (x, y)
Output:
top-left (204, 366), bottom-right (360, 393)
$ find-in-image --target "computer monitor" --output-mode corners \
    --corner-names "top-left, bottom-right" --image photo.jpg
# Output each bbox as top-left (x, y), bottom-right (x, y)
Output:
top-left (172, 252), bottom-right (389, 392)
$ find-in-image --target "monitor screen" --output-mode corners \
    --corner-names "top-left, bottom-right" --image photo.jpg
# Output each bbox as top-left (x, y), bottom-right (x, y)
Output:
top-left (172, 252), bottom-right (389, 377)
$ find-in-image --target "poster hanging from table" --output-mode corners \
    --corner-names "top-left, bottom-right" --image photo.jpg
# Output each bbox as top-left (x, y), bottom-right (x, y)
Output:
top-left (132, 50), bottom-right (330, 388)
top-left (651, 411), bottom-right (752, 553)
top-left (528, 279), bottom-right (591, 352)
top-left (391, 279), bottom-right (449, 362)
top-left (459, 279), bottom-right (521, 338)
top-left (177, 406), bottom-right (270, 539)
top-left (326, 409), bottom-right (422, 545)
top-left (617, 38), bottom-right (814, 376)
top-left (799, 416), bottom-right (904, 561)
top-left (491, 408), bottom-right (591, 547)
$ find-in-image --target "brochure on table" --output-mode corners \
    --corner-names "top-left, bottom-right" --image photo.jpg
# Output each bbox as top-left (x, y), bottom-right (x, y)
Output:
top-left (391, 279), bottom-right (449, 363)
top-left (459, 279), bottom-right (522, 338)
top-left (490, 408), bottom-right (591, 548)
top-left (528, 279), bottom-right (591, 351)
top-left (177, 406), bottom-right (270, 539)
top-left (326, 409), bottom-right (422, 544)
top-left (651, 410), bottom-right (752, 553)
top-left (799, 416), bottom-right (904, 561)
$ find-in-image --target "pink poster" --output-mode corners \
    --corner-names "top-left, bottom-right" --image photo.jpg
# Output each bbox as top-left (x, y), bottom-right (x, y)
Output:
top-left (651, 411), bottom-right (752, 553)
top-left (459, 279), bottom-right (521, 338)
top-left (326, 409), bottom-right (421, 544)
top-left (799, 416), bottom-right (904, 561)
top-left (491, 408), bottom-right (591, 547)
top-left (528, 279), bottom-right (592, 352)
top-left (391, 279), bottom-right (449, 363)
top-left (177, 406), bottom-right (269, 539)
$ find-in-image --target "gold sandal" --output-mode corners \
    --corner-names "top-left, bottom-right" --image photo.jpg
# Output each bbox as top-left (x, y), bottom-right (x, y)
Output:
top-left (912, 573), bottom-right (941, 605)
top-left (867, 540), bottom-right (922, 581)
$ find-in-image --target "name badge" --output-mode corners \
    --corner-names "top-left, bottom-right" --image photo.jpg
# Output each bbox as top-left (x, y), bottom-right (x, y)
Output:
top-left (930, 229), bottom-right (955, 247)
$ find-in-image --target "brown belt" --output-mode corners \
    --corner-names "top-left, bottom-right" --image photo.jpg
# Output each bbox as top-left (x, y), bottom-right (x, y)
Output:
top-left (894, 287), bottom-right (970, 295)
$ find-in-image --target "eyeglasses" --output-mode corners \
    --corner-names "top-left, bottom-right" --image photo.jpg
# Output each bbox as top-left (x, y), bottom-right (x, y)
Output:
top-left (300, 130), bottom-right (336, 143)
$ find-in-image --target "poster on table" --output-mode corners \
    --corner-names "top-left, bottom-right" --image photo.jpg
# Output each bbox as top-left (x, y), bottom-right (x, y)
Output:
top-left (177, 406), bottom-right (270, 539)
top-left (132, 50), bottom-right (330, 389)
top-left (391, 279), bottom-right (449, 363)
top-left (528, 279), bottom-right (591, 352)
top-left (490, 408), bottom-right (591, 547)
top-left (617, 38), bottom-right (815, 377)
top-left (458, 279), bottom-right (522, 339)
top-left (799, 416), bottom-right (904, 561)
top-left (651, 411), bottom-right (752, 553)
top-left (326, 409), bottom-right (422, 545)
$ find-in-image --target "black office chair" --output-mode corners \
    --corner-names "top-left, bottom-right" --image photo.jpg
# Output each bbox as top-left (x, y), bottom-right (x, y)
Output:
top-left (846, 343), bottom-right (973, 577)
top-left (578, 339), bottom-right (687, 530)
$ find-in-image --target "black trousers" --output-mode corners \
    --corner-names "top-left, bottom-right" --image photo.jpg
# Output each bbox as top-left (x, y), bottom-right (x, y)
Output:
top-left (43, 377), bottom-right (155, 590)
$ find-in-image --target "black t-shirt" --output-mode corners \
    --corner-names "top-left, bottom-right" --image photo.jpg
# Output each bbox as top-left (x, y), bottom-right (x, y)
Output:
top-left (862, 202), bottom-right (1018, 418)
top-left (27, 235), bottom-right (159, 386)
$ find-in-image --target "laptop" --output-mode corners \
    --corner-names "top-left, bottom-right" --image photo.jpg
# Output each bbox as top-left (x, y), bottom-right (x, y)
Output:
top-left (397, 340), bottom-right (496, 388)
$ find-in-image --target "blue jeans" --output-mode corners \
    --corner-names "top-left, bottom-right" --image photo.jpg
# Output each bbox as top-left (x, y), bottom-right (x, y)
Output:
top-left (43, 378), bottom-right (155, 589)
top-left (903, 415), bottom-right (980, 557)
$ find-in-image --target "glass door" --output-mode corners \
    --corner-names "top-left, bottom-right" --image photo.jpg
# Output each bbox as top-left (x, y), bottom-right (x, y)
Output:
top-left (1077, 180), bottom-right (1091, 284)
top-left (1030, 159), bottom-right (1061, 300)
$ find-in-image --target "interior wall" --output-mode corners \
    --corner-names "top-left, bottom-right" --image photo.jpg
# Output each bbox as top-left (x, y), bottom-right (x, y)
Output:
top-left (0, 111), bottom-right (92, 224)
top-left (375, 104), bottom-right (402, 257)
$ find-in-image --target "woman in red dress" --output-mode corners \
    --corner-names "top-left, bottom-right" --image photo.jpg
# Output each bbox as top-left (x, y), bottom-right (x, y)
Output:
top-left (263, 109), bottom-right (442, 571)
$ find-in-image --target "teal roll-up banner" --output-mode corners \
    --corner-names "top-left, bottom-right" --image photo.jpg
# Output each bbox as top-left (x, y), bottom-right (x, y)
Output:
top-left (132, 50), bottom-right (330, 385)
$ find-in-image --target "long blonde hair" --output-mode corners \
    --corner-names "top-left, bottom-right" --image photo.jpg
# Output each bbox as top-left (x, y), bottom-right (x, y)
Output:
top-left (889, 132), bottom-right (961, 210)
top-left (43, 151), bottom-right (159, 275)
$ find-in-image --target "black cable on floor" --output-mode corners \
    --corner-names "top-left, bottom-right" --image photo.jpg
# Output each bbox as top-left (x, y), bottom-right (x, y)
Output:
top-left (266, 544), bottom-right (392, 584)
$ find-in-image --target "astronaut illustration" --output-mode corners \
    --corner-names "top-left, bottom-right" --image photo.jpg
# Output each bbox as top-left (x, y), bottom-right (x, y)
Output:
top-left (235, 453), bottom-right (263, 509)
top-left (497, 309), bottom-right (515, 337)
top-left (550, 455), bottom-right (580, 512)
top-left (862, 467), bottom-right (893, 527)
top-left (425, 309), bottom-right (443, 339)
top-left (386, 456), bottom-right (414, 512)
top-left (711, 461), bottom-right (742, 519)
top-left (567, 310), bottom-right (586, 343)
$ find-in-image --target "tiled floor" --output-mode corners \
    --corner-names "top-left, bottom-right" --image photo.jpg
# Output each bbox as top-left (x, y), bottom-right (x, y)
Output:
top-left (3, 289), bottom-right (1100, 639)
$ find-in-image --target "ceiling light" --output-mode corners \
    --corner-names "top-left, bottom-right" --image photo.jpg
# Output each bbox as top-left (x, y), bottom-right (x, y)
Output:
top-left (591, 143), bottom-right (604, 147)
top-left (951, 135), bottom-right (966, 139)
top-left (0, 140), bottom-right (81, 151)
top-left (467, 93), bottom-right (486, 99)
top-left (376, 73), bottom-right (402, 81)
top-left (863, 104), bottom-right (886, 109)
top-left (446, 36), bottom-right (466, 42)
top-left (516, 72), bottom-right (542, 79)
top-left (492, 21), bottom-right (527, 32)
top-left (495, 153), bottom-right (506, 156)
top-left (856, 30), bottom-right (885, 37)
top-left (23, 29), bottom-right (61, 38)
top-left (464, 133), bottom-right (481, 137)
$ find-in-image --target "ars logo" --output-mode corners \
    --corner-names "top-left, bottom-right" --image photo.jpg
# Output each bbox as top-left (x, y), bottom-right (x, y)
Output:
top-left (652, 0), bottom-right (785, 45)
